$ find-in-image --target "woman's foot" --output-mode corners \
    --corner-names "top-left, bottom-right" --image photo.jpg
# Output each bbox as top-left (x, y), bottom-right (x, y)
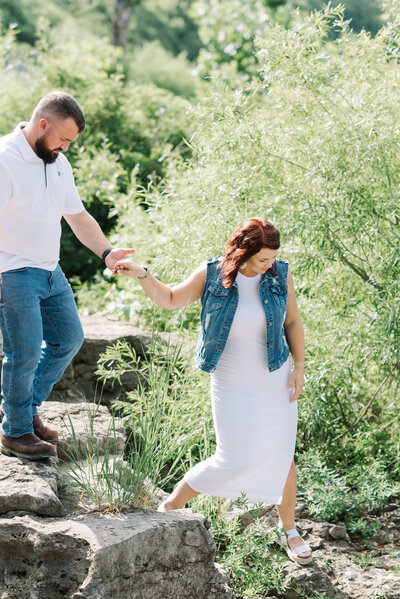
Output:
top-left (157, 482), bottom-right (199, 512)
top-left (278, 527), bottom-right (312, 565)
top-left (157, 498), bottom-right (183, 512)
top-left (157, 500), bottom-right (168, 512)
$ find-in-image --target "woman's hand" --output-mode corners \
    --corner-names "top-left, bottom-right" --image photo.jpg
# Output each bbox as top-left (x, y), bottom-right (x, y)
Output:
top-left (289, 364), bottom-right (304, 403)
top-left (112, 259), bottom-right (146, 278)
top-left (105, 248), bottom-right (135, 271)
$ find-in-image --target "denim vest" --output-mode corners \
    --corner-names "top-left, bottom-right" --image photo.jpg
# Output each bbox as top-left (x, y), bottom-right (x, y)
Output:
top-left (195, 257), bottom-right (290, 373)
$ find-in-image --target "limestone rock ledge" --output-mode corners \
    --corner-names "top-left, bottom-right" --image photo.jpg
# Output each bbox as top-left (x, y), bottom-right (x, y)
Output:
top-left (39, 401), bottom-right (126, 461)
top-left (0, 455), bottom-right (61, 517)
top-left (0, 396), bottom-right (232, 599)
top-left (0, 510), bottom-right (232, 599)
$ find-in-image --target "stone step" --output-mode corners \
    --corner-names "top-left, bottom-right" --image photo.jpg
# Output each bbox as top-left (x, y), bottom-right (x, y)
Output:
top-left (39, 400), bottom-right (126, 462)
top-left (0, 454), bottom-right (61, 517)
top-left (0, 400), bottom-right (126, 517)
top-left (0, 314), bottom-right (157, 406)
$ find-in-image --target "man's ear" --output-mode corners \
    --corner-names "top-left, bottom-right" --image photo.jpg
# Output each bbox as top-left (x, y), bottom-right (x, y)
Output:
top-left (38, 118), bottom-right (49, 132)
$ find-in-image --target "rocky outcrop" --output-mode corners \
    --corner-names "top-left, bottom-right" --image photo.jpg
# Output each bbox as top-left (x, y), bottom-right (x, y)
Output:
top-left (0, 315), bottom-right (231, 597)
top-left (234, 500), bottom-right (400, 599)
top-left (39, 400), bottom-right (126, 461)
top-left (0, 394), bottom-right (231, 598)
top-left (0, 315), bottom-right (155, 407)
top-left (0, 455), bottom-right (61, 517)
top-left (0, 510), bottom-right (231, 599)
top-left (0, 315), bottom-right (399, 599)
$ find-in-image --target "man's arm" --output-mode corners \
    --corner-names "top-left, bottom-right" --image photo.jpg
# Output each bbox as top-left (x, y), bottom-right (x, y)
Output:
top-left (63, 210), bottom-right (135, 269)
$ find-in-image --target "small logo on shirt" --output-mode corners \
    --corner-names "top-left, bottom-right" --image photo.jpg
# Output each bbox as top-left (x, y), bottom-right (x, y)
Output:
top-left (58, 171), bottom-right (63, 176)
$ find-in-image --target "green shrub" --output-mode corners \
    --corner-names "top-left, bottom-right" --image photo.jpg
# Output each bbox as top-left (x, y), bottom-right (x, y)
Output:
top-left (88, 5), bottom-right (400, 493)
top-left (128, 41), bottom-right (201, 99)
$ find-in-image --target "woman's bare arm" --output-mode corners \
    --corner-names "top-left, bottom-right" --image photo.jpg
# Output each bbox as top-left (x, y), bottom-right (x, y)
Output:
top-left (284, 269), bottom-right (305, 402)
top-left (113, 259), bottom-right (206, 310)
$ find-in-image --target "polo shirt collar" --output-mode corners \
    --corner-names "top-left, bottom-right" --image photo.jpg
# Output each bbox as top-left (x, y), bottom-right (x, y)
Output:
top-left (14, 122), bottom-right (43, 163)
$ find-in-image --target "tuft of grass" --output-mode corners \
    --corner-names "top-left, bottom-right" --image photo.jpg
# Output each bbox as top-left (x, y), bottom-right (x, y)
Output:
top-left (62, 335), bottom-right (211, 511)
top-left (60, 407), bottom-right (154, 511)
top-left (190, 494), bottom-right (287, 597)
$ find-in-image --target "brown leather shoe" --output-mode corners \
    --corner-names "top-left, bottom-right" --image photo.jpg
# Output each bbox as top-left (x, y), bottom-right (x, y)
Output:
top-left (33, 415), bottom-right (59, 444)
top-left (1, 433), bottom-right (56, 460)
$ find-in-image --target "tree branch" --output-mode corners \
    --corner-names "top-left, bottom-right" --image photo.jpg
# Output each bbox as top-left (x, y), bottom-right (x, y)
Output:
top-left (332, 374), bottom-right (391, 442)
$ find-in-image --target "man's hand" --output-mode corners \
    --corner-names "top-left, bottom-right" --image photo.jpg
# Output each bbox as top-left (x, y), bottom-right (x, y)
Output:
top-left (105, 248), bottom-right (135, 271)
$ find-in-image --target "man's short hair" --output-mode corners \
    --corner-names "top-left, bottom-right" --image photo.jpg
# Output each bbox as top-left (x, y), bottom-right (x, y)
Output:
top-left (33, 91), bottom-right (86, 132)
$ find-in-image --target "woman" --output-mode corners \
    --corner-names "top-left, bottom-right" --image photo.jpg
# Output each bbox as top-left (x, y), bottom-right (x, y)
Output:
top-left (113, 218), bottom-right (311, 565)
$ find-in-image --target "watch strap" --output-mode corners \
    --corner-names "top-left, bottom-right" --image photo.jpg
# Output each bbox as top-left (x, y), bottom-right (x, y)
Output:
top-left (102, 248), bottom-right (112, 261)
top-left (137, 266), bottom-right (150, 280)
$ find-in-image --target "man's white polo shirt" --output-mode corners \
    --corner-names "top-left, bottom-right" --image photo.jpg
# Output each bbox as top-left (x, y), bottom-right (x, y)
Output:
top-left (0, 123), bottom-right (84, 273)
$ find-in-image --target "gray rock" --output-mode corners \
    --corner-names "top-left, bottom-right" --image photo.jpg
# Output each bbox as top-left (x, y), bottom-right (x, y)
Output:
top-left (294, 501), bottom-right (311, 518)
top-left (225, 500), bottom-right (276, 528)
top-left (328, 523), bottom-right (350, 541)
top-left (38, 401), bottom-right (126, 461)
top-left (372, 528), bottom-right (399, 545)
top-left (50, 315), bottom-right (156, 405)
top-left (0, 515), bottom-right (90, 599)
top-left (0, 510), bottom-right (232, 599)
top-left (283, 561), bottom-right (344, 598)
top-left (0, 455), bottom-right (61, 517)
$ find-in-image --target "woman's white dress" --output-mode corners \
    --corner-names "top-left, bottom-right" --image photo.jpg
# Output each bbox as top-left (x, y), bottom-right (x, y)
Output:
top-left (184, 270), bottom-right (298, 504)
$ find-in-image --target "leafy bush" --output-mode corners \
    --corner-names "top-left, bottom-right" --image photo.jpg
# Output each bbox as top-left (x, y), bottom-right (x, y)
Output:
top-left (0, 21), bottom-right (195, 280)
top-left (88, 5), bottom-right (400, 493)
top-left (191, 0), bottom-right (273, 82)
top-left (128, 41), bottom-right (201, 99)
top-left (131, 0), bottom-right (202, 61)
top-left (297, 449), bottom-right (399, 531)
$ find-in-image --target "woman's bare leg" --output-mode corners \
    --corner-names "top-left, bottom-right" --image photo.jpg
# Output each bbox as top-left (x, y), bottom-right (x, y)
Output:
top-left (277, 460), bottom-right (311, 558)
top-left (160, 480), bottom-right (200, 511)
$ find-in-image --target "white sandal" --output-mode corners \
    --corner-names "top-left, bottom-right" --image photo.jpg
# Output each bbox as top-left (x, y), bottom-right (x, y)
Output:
top-left (277, 527), bottom-right (312, 565)
top-left (157, 500), bottom-right (168, 512)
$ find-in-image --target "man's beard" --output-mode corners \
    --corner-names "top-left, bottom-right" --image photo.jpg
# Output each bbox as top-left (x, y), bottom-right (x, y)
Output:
top-left (34, 135), bottom-right (60, 164)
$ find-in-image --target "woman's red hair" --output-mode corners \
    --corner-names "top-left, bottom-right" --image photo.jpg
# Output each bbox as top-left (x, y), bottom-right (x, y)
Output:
top-left (219, 218), bottom-right (280, 288)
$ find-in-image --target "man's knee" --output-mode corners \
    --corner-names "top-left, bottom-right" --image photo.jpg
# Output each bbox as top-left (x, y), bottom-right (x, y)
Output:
top-left (3, 345), bottom-right (42, 374)
top-left (62, 321), bottom-right (84, 359)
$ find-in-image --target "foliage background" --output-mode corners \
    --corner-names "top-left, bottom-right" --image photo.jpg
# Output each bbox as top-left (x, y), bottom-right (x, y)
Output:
top-left (0, 0), bottom-right (399, 594)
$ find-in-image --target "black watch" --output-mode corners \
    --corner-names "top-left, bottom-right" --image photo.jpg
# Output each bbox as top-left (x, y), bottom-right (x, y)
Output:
top-left (102, 248), bottom-right (112, 262)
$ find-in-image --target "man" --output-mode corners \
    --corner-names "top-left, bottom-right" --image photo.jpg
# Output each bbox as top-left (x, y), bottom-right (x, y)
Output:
top-left (0, 91), bottom-right (134, 460)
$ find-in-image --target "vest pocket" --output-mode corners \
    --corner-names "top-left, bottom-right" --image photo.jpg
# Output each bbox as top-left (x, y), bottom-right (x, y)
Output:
top-left (270, 282), bottom-right (287, 307)
top-left (206, 281), bottom-right (229, 311)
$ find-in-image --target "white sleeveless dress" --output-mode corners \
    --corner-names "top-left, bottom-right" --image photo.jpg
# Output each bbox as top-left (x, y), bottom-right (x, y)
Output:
top-left (184, 270), bottom-right (298, 504)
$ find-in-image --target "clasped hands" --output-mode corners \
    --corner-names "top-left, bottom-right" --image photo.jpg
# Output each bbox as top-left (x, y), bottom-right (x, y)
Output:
top-left (106, 250), bottom-right (143, 278)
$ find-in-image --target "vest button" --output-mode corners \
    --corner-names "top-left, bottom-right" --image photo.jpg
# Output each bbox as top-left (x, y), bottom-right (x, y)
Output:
top-left (269, 322), bottom-right (272, 326)
top-left (269, 345), bottom-right (272, 348)
top-left (264, 299), bottom-right (268, 303)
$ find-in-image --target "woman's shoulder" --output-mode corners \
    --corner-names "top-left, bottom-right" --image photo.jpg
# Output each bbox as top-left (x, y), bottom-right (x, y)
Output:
top-left (202, 257), bottom-right (224, 287)
top-left (276, 257), bottom-right (289, 266)
top-left (274, 258), bottom-right (289, 279)
top-left (206, 256), bottom-right (223, 266)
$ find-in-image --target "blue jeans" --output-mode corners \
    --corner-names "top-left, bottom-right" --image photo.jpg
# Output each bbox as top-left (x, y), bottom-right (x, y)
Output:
top-left (0, 265), bottom-right (84, 437)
